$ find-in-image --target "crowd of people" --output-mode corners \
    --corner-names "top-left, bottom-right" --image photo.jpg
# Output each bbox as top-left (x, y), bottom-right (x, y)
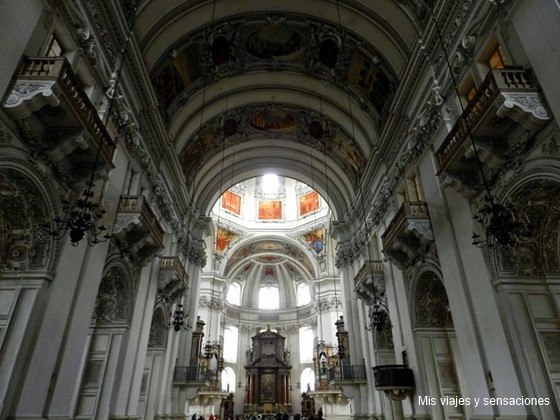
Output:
top-left (191, 409), bottom-right (324, 420)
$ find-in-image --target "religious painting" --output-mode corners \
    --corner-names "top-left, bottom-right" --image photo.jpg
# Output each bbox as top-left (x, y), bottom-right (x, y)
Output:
top-left (246, 25), bottom-right (304, 59)
top-left (299, 191), bottom-right (320, 217)
top-left (222, 191), bottom-right (241, 215)
top-left (250, 110), bottom-right (297, 132)
top-left (347, 51), bottom-right (392, 114)
top-left (331, 131), bottom-right (366, 181)
top-left (302, 228), bottom-right (325, 254)
top-left (215, 227), bottom-right (238, 253)
top-left (152, 43), bottom-right (203, 111)
top-left (260, 372), bottom-right (276, 402)
top-left (258, 200), bottom-right (283, 220)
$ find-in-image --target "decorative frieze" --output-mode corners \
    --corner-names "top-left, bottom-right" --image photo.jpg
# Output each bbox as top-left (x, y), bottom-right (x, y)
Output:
top-left (199, 296), bottom-right (224, 311)
top-left (187, 240), bottom-right (207, 268)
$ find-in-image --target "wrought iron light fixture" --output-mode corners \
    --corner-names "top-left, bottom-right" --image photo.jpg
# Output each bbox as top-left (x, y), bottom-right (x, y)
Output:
top-left (471, 195), bottom-right (530, 248)
top-left (426, 4), bottom-right (531, 248)
top-left (45, 2), bottom-right (139, 246)
top-left (288, 380), bottom-right (301, 391)
top-left (170, 303), bottom-right (192, 332)
top-left (204, 340), bottom-right (223, 359)
top-left (50, 187), bottom-right (110, 246)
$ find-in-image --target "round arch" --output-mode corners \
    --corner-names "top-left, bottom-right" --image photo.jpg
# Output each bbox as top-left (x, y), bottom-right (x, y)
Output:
top-left (195, 144), bottom-right (353, 221)
top-left (93, 260), bottom-right (136, 325)
top-left (0, 160), bottom-right (60, 273)
top-left (410, 265), bottom-right (453, 329)
top-left (489, 166), bottom-right (560, 278)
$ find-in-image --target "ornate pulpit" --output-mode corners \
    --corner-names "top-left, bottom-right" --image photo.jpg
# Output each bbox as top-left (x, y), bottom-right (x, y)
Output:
top-left (244, 327), bottom-right (292, 414)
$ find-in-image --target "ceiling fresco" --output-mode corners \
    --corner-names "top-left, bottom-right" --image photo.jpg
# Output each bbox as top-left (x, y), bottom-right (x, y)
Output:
top-left (150, 14), bottom-right (397, 124)
top-left (224, 239), bottom-right (315, 277)
top-left (179, 104), bottom-right (366, 187)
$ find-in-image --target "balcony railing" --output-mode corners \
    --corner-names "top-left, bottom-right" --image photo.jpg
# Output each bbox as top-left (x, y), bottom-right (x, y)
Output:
top-left (173, 366), bottom-right (214, 383)
top-left (160, 256), bottom-right (188, 284)
top-left (435, 67), bottom-right (549, 194)
top-left (381, 202), bottom-right (433, 269)
top-left (372, 364), bottom-right (415, 400)
top-left (353, 260), bottom-right (385, 306)
top-left (158, 256), bottom-right (188, 301)
top-left (328, 364), bottom-right (367, 383)
top-left (3, 57), bottom-right (116, 182)
top-left (113, 195), bottom-right (165, 265)
top-left (118, 195), bottom-right (165, 248)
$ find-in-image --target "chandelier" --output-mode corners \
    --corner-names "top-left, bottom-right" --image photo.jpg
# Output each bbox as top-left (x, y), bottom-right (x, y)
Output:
top-left (472, 195), bottom-right (531, 248)
top-left (170, 303), bottom-right (193, 332)
top-left (45, 2), bottom-right (139, 247)
top-left (49, 184), bottom-right (110, 246)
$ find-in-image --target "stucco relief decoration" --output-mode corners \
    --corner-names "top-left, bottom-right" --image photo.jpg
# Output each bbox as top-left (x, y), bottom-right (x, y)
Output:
top-left (316, 297), bottom-right (342, 311)
top-left (148, 307), bottom-right (168, 348)
top-left (199, 295), bottom-right (225, 310)
top-left (414, 271), bottom-right (453, 328)
top-left (187, 240), bottom-right (207, 267)
top-left (0, 169), bottom-right (53, 271)
top-left (495, 179), bottom-right (560, 277)
top-left (94, 265), bottom-right (131, 324)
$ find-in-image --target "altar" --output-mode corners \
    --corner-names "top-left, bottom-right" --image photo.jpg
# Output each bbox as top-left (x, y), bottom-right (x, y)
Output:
top-left (244, 327), bottom-right (292, 414)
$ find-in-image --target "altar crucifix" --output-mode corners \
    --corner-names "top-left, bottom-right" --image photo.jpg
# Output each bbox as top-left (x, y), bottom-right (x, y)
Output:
top-left (244, 326), bottom-right (292, 414)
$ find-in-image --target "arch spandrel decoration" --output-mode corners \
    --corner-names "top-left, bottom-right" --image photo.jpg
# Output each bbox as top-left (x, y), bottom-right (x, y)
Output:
top-left (491, 178), bottom-right (560, 278)
top-left (413, 270), bottom-right (453, 328)
top-left (0, 167), bottom-right (57, 273)
top-left (93, 265), bottom-right (133, 325)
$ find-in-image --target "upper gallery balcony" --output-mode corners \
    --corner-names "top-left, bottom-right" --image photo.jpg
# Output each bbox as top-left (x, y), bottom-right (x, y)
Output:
top-left (353, 260), bottom-right (385, 306)
top-left (381, 201), bottom-right (434, 269)
top-left (113, 195), bottom-right (165, 266)
top-left (159, 256), bottom-right (189, 302)
top-left (2, 57), bottom-right (115, 184)
top-left (436, 67), bottom-right (550, 194)
top-left (372, 364), bottom-right (415, 401)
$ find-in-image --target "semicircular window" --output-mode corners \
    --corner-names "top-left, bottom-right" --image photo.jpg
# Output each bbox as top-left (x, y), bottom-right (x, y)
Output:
top-left (212, 36), bottom-right (231, 65)
top-left (246, 25), bottom-right (304, 60)
top-left (320, 38), bottom-right (339, 68)
top-left (250, 110), bottom-right (297, 131)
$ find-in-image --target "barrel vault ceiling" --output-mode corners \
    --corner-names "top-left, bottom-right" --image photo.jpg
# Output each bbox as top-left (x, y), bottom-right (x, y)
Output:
top-left (133, 0), bottom-right (421, 218)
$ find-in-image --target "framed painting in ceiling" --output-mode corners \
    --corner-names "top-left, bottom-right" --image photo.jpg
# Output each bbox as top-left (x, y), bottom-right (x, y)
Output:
top-left (222, 191), bottom-right (242, 216)
top-left (298, 191), bottom-right (320, 217)
top-left (258, 200), bottom-right (283, 220)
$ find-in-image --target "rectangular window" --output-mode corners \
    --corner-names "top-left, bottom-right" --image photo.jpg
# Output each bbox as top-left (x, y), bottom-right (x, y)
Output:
top-left (488, 45), bottom-right (507, 69)
top-left (466, 85), bottom-right (477, 102)
top-left (46, 35), bottom-right (63, 57)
